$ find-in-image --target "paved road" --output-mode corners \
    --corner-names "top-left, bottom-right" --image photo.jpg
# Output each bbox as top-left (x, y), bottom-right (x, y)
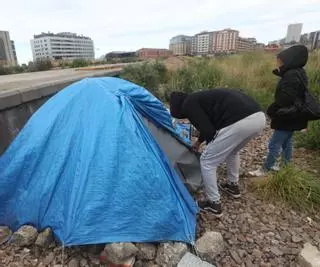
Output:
top-left (0, 67), bottom-right (123, 93)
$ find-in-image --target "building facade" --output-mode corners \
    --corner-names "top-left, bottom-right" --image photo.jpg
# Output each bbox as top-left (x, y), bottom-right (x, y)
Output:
top-left (137, 48), bottom-right (172, 59)
top-left (191, 32), bottom-right (213, 55)
top-left (213, 29), bottom-right (239, 53)
top-left (169, 35), bottom-right (191, 56)
top-left (301, 31), bottom-right (320, 50)
top-left (0, 31), bottom-right (17, 66)
top-left (285, 23), bottom-right (303, 44)
top-left (31, 32), bottom-right (95, 61)
top-left (237, 37), bottom-right (257, 52)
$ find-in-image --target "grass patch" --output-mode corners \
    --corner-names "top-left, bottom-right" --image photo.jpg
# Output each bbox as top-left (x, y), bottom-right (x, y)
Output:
top-left (295, 121), bottom-right (320, 150)
top-left (253, 164), bottom-right (320, 212)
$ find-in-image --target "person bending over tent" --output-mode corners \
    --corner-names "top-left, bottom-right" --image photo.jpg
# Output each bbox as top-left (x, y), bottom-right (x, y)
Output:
top-left (170, 89), bottom-right (266, 217)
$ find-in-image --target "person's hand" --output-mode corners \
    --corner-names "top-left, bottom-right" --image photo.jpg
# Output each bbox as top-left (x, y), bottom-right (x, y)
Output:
top-left (192, 140), bottom-right (201, 152)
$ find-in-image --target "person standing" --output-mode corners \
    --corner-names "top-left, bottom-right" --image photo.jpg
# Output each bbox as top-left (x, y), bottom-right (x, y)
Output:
top-left (249, 45), bottom-right (309, 176)
top-left (170, 89), bottom-right (266, 217)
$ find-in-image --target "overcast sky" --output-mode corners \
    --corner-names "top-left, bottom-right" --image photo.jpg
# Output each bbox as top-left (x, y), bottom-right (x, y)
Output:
top-left (2, 0), bottom-right (320, 64)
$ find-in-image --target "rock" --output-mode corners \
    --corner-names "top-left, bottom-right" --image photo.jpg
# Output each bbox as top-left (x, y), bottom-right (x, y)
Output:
top-left (43, 252), bottom-right (55, 266)
top-left (104, 243), bottom-right (138, 263)
top-left (252, 249), bottom-right (262, 259)
top-left (11, 225), bottom-right (38, 246)
top-left (292, 235), bottom-right (303, 243)
top-left (156, 242), bottom-right (188, 267)
top-left (196, 232), bottom-right (225, 262)
top-left (177, 252), bottom-right (215, 267)
top-left (0, 226), bottom-right (12, 245)
top-left (298, 242), bottom-right (320, 267)
top-left (80, 258), bottom-right (89, 267)
top-left (35, 228), bottom-right (53, 248)
top-left (135, 260), bottom-right (159, 267)
top-left (81, 244), bottom-right (104, 255)
top-left (270, 247), bottom-right (284, 257)
top-left (230, 250), bottom-right (242, 265)
top-left (136, 243), bottom-right (157, 260)
top-left (68, 258), bottom-right (80, 267)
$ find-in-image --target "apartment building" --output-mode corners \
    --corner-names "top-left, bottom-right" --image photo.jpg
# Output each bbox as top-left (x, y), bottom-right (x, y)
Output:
top-left (169, 35), bottom-right (191, 56)
top-left (237, 37), bottom-right (257, 52)
top-left (0, 31), bottom-right (17, 66)
top-left (301, 31), bottom-right (320, 50)
top-left (191, 32), bottom-right (213, 55)
top-left (137, 48), bottom-right (172, 59)
top-left (213, 29), bottom-right (239, 53)
top-left (286, 23), bottom-right (303, 44)
top-left (31, 32), bottom-right (95, 61)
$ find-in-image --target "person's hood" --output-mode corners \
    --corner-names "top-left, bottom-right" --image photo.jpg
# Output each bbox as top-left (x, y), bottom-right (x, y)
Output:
top-left (273, 45), bottom-right (308, 76)
top-left (169, 92), bottom-right (188, 119)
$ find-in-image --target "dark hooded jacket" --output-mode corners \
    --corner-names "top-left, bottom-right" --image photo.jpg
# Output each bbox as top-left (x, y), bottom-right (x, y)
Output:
top-left (170, 89), bottom-right (261, 143)
top-left (267, 45), bottom-right (309, 131)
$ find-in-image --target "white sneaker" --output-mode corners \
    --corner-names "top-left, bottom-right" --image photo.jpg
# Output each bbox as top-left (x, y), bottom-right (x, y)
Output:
top-left (270, 166), bottom-right (280, 172)
top-left (248, 169), bottom-right (267, 177)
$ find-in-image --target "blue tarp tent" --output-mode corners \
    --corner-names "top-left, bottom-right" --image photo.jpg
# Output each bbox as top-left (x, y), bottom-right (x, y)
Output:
top-left (0, 77), bottom-right (200, 245)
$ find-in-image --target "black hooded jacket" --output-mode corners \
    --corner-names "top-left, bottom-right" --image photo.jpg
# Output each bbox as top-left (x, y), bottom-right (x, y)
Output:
top-left (267, 45), bottom-right (309, 131)
top-left (170, 89), bottom-right (261, 143)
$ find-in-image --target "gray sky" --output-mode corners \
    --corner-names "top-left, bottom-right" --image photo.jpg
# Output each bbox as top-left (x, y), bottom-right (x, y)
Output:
top-left (2, 0), bottom-right (320, 64)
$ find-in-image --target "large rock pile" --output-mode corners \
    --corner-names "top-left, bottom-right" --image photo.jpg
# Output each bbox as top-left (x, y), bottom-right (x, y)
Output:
top-left (0, 225), bottom-right (223, 267)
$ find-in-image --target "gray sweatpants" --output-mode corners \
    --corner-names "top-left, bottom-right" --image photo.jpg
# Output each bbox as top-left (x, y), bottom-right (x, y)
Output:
top-left (200, 112), bottom-right (266, 202)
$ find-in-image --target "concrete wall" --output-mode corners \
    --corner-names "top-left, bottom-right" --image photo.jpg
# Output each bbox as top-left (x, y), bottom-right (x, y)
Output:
top-left (0, 70), bottom-right (121, 155)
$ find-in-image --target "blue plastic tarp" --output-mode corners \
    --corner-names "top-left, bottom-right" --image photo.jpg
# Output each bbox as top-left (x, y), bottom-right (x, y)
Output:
top-left (0, 77), bottom-right (198, 245)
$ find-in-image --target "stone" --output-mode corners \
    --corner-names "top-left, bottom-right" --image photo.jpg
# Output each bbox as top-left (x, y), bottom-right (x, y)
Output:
top-left (104, 243), bottom-right (138, 263)
top-left (68, 258), bottom-right (80, 267)
top-left (270, 247), bottom-right (284, 257)
top-left (177, 252), bottom-right (216, 267)
top-left (196, 232), bottom-right (225, 262)
top-left (81, 244), bottom-right (104, 255)
top-left (136, 243), bottom-right (157, 260)
top-left (35, 228), bottom-right (53, 248)
top-left (156, 242), bottom-right (188, 267)
top-left (292, 235), bottom-right (303, 243)
top-left (0, 226), bottom-right (12, 245)
top-left (80, 258), bottom-right (89, 267)
top-left (252, 249), bottom-right (262, 259)
top-left (230, 250), bottom-right (242, 265)
top-left (11, 225), bottom-right (38, 246)
top-left (298, 242), bottom-right (320, 267)
top-left (43, 252), bottom-right (55, 266)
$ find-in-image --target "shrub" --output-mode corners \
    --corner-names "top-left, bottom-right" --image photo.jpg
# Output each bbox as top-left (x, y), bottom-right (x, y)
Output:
top-left (253, 164), bottom-right (320, 212)
top-left (121, 61), bottom-right (168, 97)
top-left (71, 59), bottom-right (89, 68)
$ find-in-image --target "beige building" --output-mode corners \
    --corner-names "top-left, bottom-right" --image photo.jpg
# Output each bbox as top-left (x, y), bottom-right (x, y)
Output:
top-left (169, 35), bottom-right (191, 56)
top-left (0, 31), bottom-right (17, 66)
top-left (237, 37), bottom-right (257, 52)
top-left (213, 29), bottom-right (239, 53)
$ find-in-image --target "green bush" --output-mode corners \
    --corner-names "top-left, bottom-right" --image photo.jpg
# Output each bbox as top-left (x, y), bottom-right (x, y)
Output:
top-left (121, 61), bottom-right (167, 97)
top-left (71, 59), bottom-right (89, 68)
top-left (254, 164), bottom-right (320, 212)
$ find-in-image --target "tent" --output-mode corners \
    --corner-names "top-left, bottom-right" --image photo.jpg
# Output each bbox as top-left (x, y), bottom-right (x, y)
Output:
top-left (0, 77), bottom-right (202, 245)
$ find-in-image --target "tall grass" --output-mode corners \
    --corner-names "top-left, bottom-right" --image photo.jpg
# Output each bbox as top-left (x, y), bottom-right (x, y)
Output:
top-left (253, 165), bottom-right (320, 212)
top-left (121, 50), bottom-right (320, 149)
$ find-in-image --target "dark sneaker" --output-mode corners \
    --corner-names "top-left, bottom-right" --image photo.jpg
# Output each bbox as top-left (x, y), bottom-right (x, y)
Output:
top-left (219, 182), bottom-right (241, 199)
top-left (198, 200), bottom-right (222, 218)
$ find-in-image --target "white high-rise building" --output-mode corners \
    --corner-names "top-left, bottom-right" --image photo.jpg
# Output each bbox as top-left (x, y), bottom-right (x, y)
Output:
top-left (285, 24), bottom-right (303, 44)
top-left (31, 32), bottom-right (95, 61)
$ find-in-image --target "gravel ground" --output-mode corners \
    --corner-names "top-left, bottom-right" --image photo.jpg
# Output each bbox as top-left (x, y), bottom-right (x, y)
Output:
top-left (1, 125), bottom-right (320, 267)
